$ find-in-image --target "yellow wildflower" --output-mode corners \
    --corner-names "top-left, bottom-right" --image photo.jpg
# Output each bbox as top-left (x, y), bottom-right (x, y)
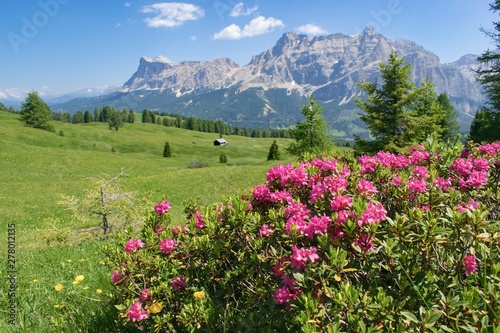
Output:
top-left (73, 275), bottom-right (85, 285)
top-left (33, 279), bottom-right (38, 283)
top-left (78, 259), bottom-right (85, 262)
top-left (66, 260), bottom-right (72, 263)
top-left (98, 261), bottom-right (105, 265)
top-left (148, 302), bottom-right (164, 314)
top-left (54, 283), bottom-right (63, 292)
top-left (96, 289), bottom-right (103, 294)
top-left (83, 286), bottom-right (89, 290)
top-left (193, 291), bottom-right (205, 300)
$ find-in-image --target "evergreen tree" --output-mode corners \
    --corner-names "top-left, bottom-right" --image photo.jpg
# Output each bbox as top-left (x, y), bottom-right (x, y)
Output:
top-left (128, 110), bottom-right (135, 123)
top-left (108, 110), bottom-right (124, 131)
top-left (101, 105), bottom-right (112, 122)
top-left (285, 97), bottom-right (334, 159)
top-left (469, 107), bottom-right (500, 142)
top-left (84, 110), bottom-right (93, 123)
top-left (471, 1), bottom-right (500, 142)
top-left (0, 101), bottom-right (7, 112)
top-left (142, 109), bottom-right (152, 123)
top-left (150, 111), bottom-right (156, 124)
top-left (72, 110), bottom-right (84, 124)
top-left (437, 93), bottom-right (460, 140)
top-left (93, 107), bottom-right (100, 122)
top-left (355, 52), bottom-right (445, 154)
top-left (219, 151), bottom-right (227, 163)
top-left (19, 91), bottom-right (55, 132)
top-left (163, 141), bottom-right (172, 157)
top-left (267, 140), bottom-right (281, 161)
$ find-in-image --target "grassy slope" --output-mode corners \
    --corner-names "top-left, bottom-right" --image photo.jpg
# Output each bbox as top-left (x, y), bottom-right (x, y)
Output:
top-left (0, 111), bottom-right (298, 331)
top-left (0, 111), bottom-right (294, 247)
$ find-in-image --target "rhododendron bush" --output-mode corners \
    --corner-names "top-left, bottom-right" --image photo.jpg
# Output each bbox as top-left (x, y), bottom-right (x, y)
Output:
top-left (107, 139), bottom-right (500, 332)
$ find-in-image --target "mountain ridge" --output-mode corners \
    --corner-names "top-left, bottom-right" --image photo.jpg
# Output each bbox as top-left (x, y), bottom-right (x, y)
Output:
top-left (52, 27), bottom-right (484, 139)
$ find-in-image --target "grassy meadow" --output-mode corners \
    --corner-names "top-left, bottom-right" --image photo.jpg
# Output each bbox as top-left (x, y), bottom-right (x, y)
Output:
top-left (0, 110), bottom-right (299, 332)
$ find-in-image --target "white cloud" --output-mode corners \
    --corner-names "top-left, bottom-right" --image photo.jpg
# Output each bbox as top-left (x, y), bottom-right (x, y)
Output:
top-left (124, 2), bottom-right (132, 7)
top-left (190, 35), bottom-right (197, 41)
top-left (230, 2), bottom-right (258, 17)
top-left (141, 2), bottom-right (204, 28)
top-left (115, 22), bottom-right (122, 28)
top-left (212, 16), bottom-right (284, 40)
top-left (296, 24), bottom-right (327, 35)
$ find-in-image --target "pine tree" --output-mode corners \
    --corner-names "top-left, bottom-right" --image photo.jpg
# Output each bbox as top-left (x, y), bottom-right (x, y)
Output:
top-left (285, 97), bottom-right (333, 159)
top-left (142, 109), bottom-right (152, 123)
top-left (471, 1), bottom-right (500, 142)
top-left (267, 140), bottom-right (281, 161)
top-left (355, 52), bottom-right (445, 154)
top-left (128, 110), bottom-right (135, 123)
top-left (219, 151), bottom-right (227, 163)
top-left (108, 110), bottom-right (124, 131)
top-left (19, 91), bottom-right (55, 132)
top-left (437, 93), bottom-right (460, 140)
top-left (84, 110), bottom-right (93, 123)
top-left (163, 141), bottom-right (172, 157)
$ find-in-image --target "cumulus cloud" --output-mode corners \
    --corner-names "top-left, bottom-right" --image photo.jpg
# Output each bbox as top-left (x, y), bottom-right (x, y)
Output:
top-left (212, 16), bottom-right (284, 40)
top-left (296, 24), bottom-right (327, 35)
top-left (124, 2), bottom-right (132, 7)
top-left (230, 2), bottom-right (258, 17)
top-left (141, 2), bottom-right (204, 28)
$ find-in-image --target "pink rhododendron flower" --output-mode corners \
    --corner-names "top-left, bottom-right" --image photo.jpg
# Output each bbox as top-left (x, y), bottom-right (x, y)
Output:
top-left (172, 275), bottom-right (187, 291)
top-left (433, 177), bottom-right (451, 191)
top-left (451, 158), bottom-right (474, 177)
top-left (391, 176), bottom-right (403, 186)
top-left (127, 301), bottom-right (148, 322)
top-left (290, 246), bottom-right (319, 269)
top-left (272, 257), bottom-right (289, 277)
top-left (412, 166), bottom-right (429, 179)
top-left (304, 215), bottom-right (330, 239)
top-left (139, 288), bottom-right (150, 302)
top-left (358, 201), bottom-right (387, 226)
top-left (473, 158), bottom-right (490, 172)
top-left (330, 195), bottom-right (353, 212)
top-left (354, 234), bottom-right (373, 252)
top-left (112, 271), bottom-right (123, 284)
top-left (274, 286), bottom-right (300, 308)
top-left (467, 170), bottom-right (488, 188)
top-left (357, 179), bottom-right (378, 196)
top-left (311, 157), bottom-right (337, 173)
top-left (463, 255), bottom-right (478, 276)
top-left (194, 211), bottom-right (205, 229)
top-left (160, 239), bottom-right (177, 254)
top-left (323, 175), bottom-right (348, 193)
top-left (124, 239), bottom-right (145, 253)
top-left (259, 224), bottom-right (274, 237)
top-left (155, 200), bottom-right (171, 215)
top-left (252, 184), bottom-right (272, 202)
top-left (358, 155), bottom-right (378, 174)
top-left (457, 199), bottom-right (481, 213)
top-left (289, 165), bottom-right (308, 186)
top-left (154, 226), bottom-right (165, 234)
top-left (408, 177), bottom-right (427, 193)
top-left (409, 149), bottom-right (430, 165)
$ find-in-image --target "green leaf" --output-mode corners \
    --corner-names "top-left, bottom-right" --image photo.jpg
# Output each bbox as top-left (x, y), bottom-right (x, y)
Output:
top-left (401, 311), bottom-right (419, 324)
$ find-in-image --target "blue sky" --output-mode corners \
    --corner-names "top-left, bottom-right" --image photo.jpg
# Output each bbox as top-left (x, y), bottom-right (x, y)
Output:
top-left (0, 0), bottom-right (497, 98)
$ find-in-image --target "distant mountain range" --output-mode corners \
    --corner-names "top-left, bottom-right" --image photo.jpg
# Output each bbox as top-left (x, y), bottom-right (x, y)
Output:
top-left (49, 27), bottom-right (485, 139)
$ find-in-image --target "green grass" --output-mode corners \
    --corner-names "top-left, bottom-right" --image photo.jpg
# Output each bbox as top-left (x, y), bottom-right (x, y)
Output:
top-left (0, 111), bottom-right (294, 246)
top-left (0, 111), bottom-right (302, 332)
top-left (0, 111), bottom-right (351, 331)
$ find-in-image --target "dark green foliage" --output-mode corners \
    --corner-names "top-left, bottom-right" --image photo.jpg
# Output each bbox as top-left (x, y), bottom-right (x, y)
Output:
top-left (19, 91), bottom-right (55, 132)
top-left (285, 97), bottom-right (334, 159)
top-left (437, 93), bottom-right (460, 140)
top-left (84, 110), bottom-right (93, 123)
top-left (108, 110), bottom-right (124, 131)
top-left (100, 105), bottom-right (112, 122)
top-left (142, 109), bottom-right (152, 123)
top-left (163, 141), bottom-right (172, 157)
top-left (128, 110), bottom-right (135, 123)
top-left (219, 151), bottom-right (227, 163)
top-left (0, 102), bottom-right (7, 112)
top-left (469, 107), bottom-right (500, 142)
top-left (355, 52), bottom-right (446, 154)
top-left (471, 1), bottom-right (500, 142)
top-left (72, 110), bottom-right (84, 124)
top-left (267, 140), bottom-right (281, 161)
